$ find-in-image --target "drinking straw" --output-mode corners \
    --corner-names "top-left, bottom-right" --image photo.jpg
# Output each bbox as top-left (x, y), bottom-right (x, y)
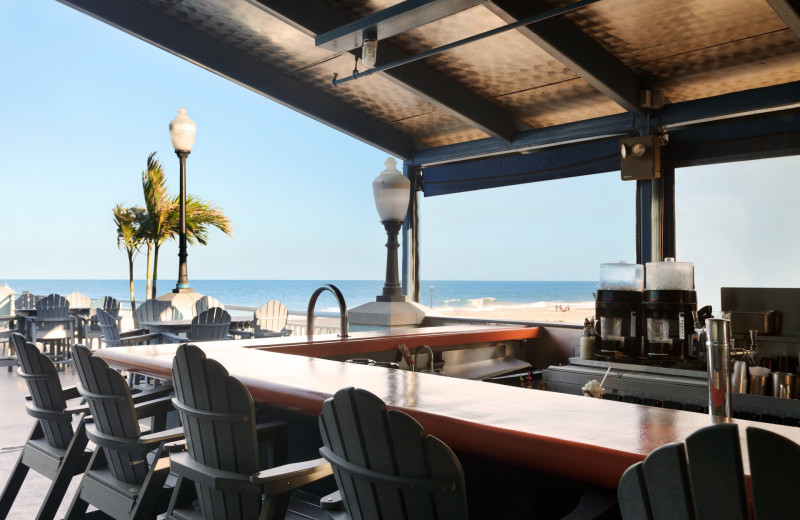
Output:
top-left (599, 365), bottom-right (612, 388)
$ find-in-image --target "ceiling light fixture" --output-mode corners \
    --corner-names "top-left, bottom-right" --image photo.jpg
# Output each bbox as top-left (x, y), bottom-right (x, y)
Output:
top-left (361, 37), bottom-right (378, 69)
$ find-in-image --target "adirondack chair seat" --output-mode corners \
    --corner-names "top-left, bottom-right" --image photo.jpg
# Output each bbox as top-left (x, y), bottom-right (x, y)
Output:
top-left (0, 333), bottom-right (93, 520)
top-left (166, 343), bottom-right (333, 520)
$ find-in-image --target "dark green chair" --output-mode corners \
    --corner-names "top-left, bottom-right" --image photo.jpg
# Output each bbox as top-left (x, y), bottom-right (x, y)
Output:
top-left (618, 422), bottom-right (800, 519)
top-left (318, 387), bottom-right (469, 520)
top-left (165, 343), bottom-right (332, 519)
top-left (0, 333), bottom-right (91, 519)
top-left (66, 344), bottom-right (183, 519)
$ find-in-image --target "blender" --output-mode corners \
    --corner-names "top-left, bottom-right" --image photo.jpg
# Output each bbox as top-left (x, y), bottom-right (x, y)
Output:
top-left (642, 258), bottom-right (697, 360)
top-left (595, 262), bottom-right (643, 359)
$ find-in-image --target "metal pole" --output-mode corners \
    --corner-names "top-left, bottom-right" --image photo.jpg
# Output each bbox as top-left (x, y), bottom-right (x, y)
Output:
top-left (378, 220), bottom-right (406, 302)
top-left (174, 150), bottom-right (193, 293)
top-left (331, 0), bottom-right (601, 87)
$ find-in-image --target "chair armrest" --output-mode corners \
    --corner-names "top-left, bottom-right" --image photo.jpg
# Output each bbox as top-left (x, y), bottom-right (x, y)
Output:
top-left (252, 458), bottom-right (333, 497)
top-left (138, 426), bottom-right (184, 446)
top-left (63, 403), bottom-right (91, 415)
top-left (156, 332), bottom-right (185, 344)
top-left (320, 490), bottom-right (343, 510)
top-left (133, 395), bottom-right (174, 419)
top-left (85, 423), bottom-right (184, 453)
top-left (130, 384), bottom-right (174, 404)
top-left (169, 451), bottom-right (261, 493)
top-left (61, 385), bottom-right (81, 401)
top-left (120, 328), bottom-right (149, 338)
top-left (230, 329), bottom-right (253, 339)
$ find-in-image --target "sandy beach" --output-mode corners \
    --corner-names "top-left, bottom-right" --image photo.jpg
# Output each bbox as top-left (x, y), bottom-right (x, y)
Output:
top-left (433, 303), bottom-right (594, 326)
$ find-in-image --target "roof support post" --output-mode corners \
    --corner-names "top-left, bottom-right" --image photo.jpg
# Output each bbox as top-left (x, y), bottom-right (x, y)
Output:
top-left (402, 163), bottom-right (422, 303)
top-left (635, 129), bottom-right (673, 264)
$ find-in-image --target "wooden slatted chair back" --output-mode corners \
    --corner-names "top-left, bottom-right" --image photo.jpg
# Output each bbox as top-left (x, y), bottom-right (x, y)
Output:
top-left (191, 307), bottom-right (231, 341)
top-left (747, 427), bottom-right (800, 517)
top-left (15, 292), bottom-right (39, 310)
top-left (35, 294), bottom-right (70, 319)
top-left (618, 423), bottom-right (769, 520)
top-left (65, 292), bottom-right (92, 309)
top-left (96, 308), bottom-right (123, 347)
top-left (254, 300), bottom-right (288, 336)
top-left (101, 296), bottom-right (120, 317)
top-left (319, 387), bottom-right (468, 520)
top-left (71, 344), bottom-right (149, 486)
top-left (12, 333), bottom-right (73, 449)
top-left (136, 298), bottom-right (182, 324)
top-left (193, 295), bottom-right (224, 317)
top-left (172, 343), bottom-right (261, 519)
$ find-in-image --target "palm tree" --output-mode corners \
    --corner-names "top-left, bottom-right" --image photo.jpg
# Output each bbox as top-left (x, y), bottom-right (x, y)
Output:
top-left (140, 152), bottom-right (173, 300)
top-left (112, 204), bottom-right (146, 326)
top-left (181, 194), bottom-right (234, 246)
top-left (138, 152), bottom-right (233, 299)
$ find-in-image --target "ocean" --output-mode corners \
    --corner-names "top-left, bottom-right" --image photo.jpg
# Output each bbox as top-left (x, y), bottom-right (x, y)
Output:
top-left (2, 279), bottom-right (597, 313)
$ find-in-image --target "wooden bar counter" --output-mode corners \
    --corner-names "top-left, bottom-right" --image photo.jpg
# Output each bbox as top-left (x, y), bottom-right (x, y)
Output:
top-left (96, 324), bottom-right (800, 489)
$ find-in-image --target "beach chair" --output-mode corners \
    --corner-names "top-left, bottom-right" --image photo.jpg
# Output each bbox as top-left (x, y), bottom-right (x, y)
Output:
top-left (65, 292), bottom-right (92, 309)
top-left (96, 308), bottom-right (180, 348)
top-left (0, 333), bottom-right (92, 520)
top-left (193, 295), bottom-right (224, 317)
top-left (190, 307), bottom-right (231, 341)
top-left (618, 422), bottom-right (800, 519)
top-left (135, 298), bottom-right (183, 329)
top-left (318, 387), bottom-right (469, 520)
top-left (29, 294), bottom-right (74, 366)
top-left (66, 344), bottom-right (183, 520)
top-left (68, 292), bottom-right (99, 348)
top-left (254, 300), bottom-right (291, 338)
top-left (165, 343), bottom-right (332, 520)
top-left (15, 291), bottom-right (40, 311)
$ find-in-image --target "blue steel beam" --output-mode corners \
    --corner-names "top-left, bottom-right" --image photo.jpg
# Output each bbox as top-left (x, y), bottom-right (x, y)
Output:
top-left (422, 137), bottom-right (621, 196)
top-left (486, 0), bottom-right (645, 118)
top-left (420, 109), bottom-right (800, 196)
top-left (410, 82), bottom-right (800, 168)
top-left (315, 0), bottom-right (484, 52)
top-left (670, 110), bottom-right (800, 168)
top-left (768, 0), bottom-right (800, 39)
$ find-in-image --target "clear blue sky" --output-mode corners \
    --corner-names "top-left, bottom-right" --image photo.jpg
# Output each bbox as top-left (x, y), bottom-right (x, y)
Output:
top-left (2, 1), bottom-right (795, 287)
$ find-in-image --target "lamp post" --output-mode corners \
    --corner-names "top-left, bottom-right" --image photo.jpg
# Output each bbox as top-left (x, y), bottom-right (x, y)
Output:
top-left (168, 108), bottom-right (196, 293)
top-left (372, 157), bottom-right (411, 302)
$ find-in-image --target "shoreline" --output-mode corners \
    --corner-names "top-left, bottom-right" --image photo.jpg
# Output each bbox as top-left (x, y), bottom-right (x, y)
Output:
top-left (432, 304), bottom-right (594, 326)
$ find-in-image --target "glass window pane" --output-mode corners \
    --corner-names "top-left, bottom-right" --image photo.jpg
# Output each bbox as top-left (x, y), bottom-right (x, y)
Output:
top-left (675, 156), bottom-right (800, 312)
top-left (421, 172), bottom-right (635, 323)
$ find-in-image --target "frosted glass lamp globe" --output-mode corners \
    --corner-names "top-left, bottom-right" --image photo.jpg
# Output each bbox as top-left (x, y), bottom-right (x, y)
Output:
top-left (169, 108), bottom-right (196, 152)
top-left (372, 157), bottom-right (410, 222)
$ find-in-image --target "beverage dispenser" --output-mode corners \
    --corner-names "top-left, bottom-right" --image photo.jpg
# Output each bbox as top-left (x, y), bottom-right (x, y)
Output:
top-left (642, 258), bottom-right (697, 359)
top-left (595, 263), bottom-right (643, 359)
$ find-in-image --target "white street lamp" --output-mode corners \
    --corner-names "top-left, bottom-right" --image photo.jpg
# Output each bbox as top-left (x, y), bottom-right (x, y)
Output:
top-left (168, 108), bottom-right (196, 293)
top-left (372, 157), bottom-right (410, 302)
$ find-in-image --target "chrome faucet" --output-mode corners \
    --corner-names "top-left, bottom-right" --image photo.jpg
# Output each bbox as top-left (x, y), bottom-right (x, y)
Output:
top-left (413, 345), bottom-right (435, 373)
top-left (307, 284), bottom-right (349, 338)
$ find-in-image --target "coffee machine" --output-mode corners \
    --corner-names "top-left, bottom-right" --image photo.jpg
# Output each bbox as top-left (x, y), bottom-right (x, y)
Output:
top-left (595, 263), bottom-right (643, 359)
top-left (641, 259), bottom-right (697, 359)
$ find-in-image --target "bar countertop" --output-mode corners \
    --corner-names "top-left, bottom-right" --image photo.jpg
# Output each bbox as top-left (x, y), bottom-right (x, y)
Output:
top-left (95, 324), bottom-right (800, 489)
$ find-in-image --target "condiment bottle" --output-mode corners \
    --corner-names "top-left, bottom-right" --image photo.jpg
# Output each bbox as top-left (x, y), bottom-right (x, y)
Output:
top-left (580, 318), bottom-right (595, 360)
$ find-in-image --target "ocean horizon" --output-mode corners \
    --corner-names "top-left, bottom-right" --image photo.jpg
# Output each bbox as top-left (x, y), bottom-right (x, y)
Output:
top-left (2, 279), bottom-right (598, 313)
